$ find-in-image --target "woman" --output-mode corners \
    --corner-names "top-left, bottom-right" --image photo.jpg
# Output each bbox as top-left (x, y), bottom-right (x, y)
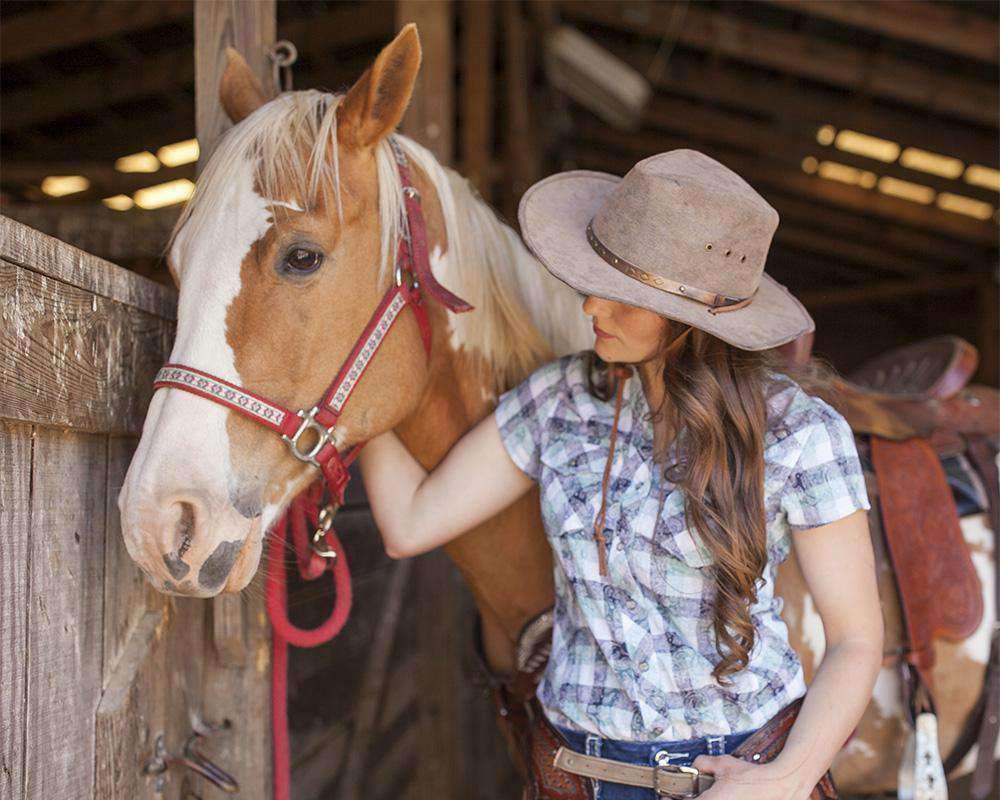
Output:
top-left (359, 150), bottom-right (884, 799)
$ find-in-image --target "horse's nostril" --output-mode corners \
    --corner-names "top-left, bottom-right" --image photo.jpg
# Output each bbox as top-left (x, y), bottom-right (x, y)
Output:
top-left (175, 501), bottom-right (196, 555)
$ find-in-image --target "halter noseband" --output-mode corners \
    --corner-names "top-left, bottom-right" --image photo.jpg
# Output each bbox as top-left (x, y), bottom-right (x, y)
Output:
top-left (153, 138), bottom-right (473, 508)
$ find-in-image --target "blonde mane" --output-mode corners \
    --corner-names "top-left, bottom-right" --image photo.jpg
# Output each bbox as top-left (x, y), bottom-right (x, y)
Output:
top-left (170, 88), bottom-right (591, 392)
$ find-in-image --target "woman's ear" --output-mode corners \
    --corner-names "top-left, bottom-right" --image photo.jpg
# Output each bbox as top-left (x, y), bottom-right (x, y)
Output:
top-left (337, 23), bottom-right (422, 149)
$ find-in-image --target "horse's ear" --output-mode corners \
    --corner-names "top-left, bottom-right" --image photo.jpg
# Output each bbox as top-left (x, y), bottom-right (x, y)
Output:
top-left (337, 23), bottom-right (421, 148)
top-left (219, 47), bottom-right (269, 124)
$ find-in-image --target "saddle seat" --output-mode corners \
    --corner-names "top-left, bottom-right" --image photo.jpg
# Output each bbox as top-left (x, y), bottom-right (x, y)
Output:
top-left (778, 333), bottom-right (1000, 450)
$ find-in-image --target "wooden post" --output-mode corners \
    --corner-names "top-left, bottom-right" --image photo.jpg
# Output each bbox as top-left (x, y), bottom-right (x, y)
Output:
top-left (193, 3), bottom-right (276, 797)
top-left (393, 4), bottom-right (471, 798)
top-left (194, 0), bottom-right (276, 170)
top-left (501, 0), bottom-right (541, 219)
top-left (461, 0), bottom-right (494, 197)
top-left (397, 0), bottom-right (454, 164)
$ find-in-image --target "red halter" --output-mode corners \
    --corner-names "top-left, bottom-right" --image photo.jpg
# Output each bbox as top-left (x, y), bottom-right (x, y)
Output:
top-left (153, 138), bottom-right (473, 506)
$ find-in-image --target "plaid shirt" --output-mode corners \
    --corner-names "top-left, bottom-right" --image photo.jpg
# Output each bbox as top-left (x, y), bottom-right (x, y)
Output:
top-left (493, 352), bottom-right (871, 741)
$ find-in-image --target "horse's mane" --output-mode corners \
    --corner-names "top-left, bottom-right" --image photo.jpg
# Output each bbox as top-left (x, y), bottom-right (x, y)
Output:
top-left (169, 88), bottom-right (591, 394)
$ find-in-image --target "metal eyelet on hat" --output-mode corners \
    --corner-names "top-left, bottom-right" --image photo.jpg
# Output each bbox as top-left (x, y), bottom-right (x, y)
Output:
top-left (705, 243), bottom-right (713, 251)
top-left (724, 248), bottom-right (732, 256)
top-left (740, 254), bottom-right (747, 262)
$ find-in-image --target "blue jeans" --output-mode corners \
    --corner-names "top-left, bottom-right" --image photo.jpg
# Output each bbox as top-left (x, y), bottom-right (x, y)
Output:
top-left (553, 722), bottom-right (757, 799)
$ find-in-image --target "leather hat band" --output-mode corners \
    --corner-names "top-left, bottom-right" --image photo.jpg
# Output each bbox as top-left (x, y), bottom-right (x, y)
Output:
top-left (586, 220), bottom-right (755, 315)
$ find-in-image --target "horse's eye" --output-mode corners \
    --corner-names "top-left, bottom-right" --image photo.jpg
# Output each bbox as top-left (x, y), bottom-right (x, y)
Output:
top-left (284, 247), bottom-right (323, 274)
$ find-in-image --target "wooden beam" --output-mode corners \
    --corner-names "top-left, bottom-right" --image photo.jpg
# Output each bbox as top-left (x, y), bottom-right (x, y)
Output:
top-left (195, 0), bottom-right (276, 169)
top-left (392, 5), bottom-right (463, 799)
top-left (762, 191), bottom-right (989, 270)
top-left (569, 129), bottom-right (999, 247)
top-left (768, 1), bottom-right (1000, 65)
top-left (559, 1), bottom-right (999, 126)
top-left (1, 6), bottom-right (393, 133)
top-left (1, 162), bottom-right (196, 201)
top-left (641, 95), bottom-right (998, 206)
top-left (460, 0), bottom-right (494, 196)
top-left (632, 51), bottom-right (998, 169)
top-left (0, 0), bottom-right (191, 64)
top-left (796, 272), bottom-right (988, 308)
top-left (502, 0), bottom-right (542, 204)
top-left (0, 203), bottom-right (180, 261)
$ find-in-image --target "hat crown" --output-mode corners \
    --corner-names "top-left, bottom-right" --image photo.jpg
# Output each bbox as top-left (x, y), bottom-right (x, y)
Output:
top-left (591, 150), bottom-right (779, 299)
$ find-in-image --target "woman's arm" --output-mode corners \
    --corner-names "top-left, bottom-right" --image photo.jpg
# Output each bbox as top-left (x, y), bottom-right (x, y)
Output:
top-left (358, 413), bottom-right (535, 558)
top-left (695, 508), bottom-right (884, 799)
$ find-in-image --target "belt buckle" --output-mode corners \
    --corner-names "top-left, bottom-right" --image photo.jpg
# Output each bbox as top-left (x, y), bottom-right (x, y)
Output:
top-left (652, 764), bottom-right (701, 798)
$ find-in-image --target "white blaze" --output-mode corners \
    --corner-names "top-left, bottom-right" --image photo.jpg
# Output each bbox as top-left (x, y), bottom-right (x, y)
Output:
top-left (119, 156), bottom-right (274, 532)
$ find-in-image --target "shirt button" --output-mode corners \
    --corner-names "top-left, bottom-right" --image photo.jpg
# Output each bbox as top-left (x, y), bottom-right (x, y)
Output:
top-left (626, 599), bottom-right (637, 610)
top-left (639, 661), bottom-right (650, 672)
top-left (616, 540), bottom-right (625, 551)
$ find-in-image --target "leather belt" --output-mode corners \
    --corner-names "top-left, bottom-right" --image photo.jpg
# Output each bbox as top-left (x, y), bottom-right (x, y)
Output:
top-left (553, 747), bottom-right (716, 797)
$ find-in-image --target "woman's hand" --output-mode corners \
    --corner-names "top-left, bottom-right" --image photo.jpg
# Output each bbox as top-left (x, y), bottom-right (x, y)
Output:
top-left (691, 755), bottom-right (803, 800)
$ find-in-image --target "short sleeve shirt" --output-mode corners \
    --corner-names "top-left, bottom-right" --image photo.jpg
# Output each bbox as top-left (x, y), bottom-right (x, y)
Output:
top-left (493, 351), bottom-right (871, 741)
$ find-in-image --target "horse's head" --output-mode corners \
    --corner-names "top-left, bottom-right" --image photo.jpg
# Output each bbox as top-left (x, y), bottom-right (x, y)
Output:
top-left (118, 25), bottom-right (440, 596)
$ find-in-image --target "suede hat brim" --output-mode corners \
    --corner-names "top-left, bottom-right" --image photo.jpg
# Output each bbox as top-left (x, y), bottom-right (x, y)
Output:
top-left (517, 169), bottom-right (815, 351)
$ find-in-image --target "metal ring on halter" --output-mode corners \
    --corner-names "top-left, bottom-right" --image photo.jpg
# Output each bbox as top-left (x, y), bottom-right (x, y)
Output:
top-left (268, 40), bottom-right (298, 93)
top-left (281, 407), bottom-right (335, 467)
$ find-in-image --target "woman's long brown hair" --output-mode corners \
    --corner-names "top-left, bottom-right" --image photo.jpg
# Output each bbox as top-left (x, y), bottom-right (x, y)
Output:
top-left (587, 319), bottom-right (840, 684)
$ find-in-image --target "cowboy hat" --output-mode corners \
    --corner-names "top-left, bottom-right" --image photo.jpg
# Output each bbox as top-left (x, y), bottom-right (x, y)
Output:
top-left (517, 149), bottom-right (814, 350)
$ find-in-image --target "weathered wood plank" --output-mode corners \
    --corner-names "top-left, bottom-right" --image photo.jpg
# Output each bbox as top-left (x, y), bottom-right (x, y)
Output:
top-left (0, 422), bottom-right (32, 800)
top-left (24, 429), bottom-right (107, 800)
top-left (0, 260), bottom-right (175, 435)
top-left (201, 569), bottom-right (273, 799)
top-left (1, 216), bottom-right (177, 318)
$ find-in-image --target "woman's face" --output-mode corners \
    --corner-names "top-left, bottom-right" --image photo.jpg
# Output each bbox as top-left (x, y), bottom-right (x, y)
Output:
top-left (582, 295), bottom-right (669, 364)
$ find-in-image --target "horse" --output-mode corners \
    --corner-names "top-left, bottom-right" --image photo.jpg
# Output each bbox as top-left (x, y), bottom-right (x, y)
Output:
top-left (117, 24), bottom-right (997, 796)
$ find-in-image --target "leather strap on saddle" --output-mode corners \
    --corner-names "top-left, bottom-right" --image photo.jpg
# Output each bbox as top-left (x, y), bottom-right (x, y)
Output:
top-left (871, 437), bottom-right (985, 696)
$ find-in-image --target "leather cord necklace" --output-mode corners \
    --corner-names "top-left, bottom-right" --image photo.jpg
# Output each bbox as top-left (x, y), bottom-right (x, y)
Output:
top-left (593, 365), bottom-right (630, 576)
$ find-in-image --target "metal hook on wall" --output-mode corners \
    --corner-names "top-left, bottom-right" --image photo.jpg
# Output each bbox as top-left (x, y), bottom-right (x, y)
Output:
top-left (268, 40), bottom-right (298, 94)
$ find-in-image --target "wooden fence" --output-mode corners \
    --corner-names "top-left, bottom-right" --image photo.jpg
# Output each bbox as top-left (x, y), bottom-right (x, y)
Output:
top-left (0, 215), bottom-right (518, 799)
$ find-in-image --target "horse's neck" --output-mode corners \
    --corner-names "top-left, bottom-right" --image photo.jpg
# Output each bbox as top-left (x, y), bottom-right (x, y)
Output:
top-left (389, 162), bottom-right (555, 662)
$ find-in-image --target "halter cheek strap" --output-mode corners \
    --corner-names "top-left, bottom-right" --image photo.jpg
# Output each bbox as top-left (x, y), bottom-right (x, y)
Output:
top-left (153, 140), bottom-right (474, 509)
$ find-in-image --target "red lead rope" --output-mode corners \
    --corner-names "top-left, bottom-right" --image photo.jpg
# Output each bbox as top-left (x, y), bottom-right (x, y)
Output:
top-left (265, 482), bottom-right (353, 800)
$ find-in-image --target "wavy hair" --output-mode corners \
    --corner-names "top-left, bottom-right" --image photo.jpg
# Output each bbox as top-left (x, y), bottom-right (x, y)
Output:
top-left (588, 320), bottom-right (842, 684)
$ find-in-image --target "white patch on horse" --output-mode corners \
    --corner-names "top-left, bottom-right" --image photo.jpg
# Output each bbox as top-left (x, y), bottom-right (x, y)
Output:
top-left (871, 667), bottom-right (902, 718)
top-left (842, 738), bottom-right (877, 760)
top-left (121, 155), bottom-right (272, 520)
top-left (961, 517), bottom-right (995, 665)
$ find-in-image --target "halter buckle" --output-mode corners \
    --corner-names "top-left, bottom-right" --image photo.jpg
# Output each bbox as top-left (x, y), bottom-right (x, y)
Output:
top-left (281, 407), bottom-right (336, 467)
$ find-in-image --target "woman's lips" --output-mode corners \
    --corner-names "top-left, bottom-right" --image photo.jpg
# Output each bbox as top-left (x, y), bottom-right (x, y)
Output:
top-left (593, 322), bottom-right (613, 339)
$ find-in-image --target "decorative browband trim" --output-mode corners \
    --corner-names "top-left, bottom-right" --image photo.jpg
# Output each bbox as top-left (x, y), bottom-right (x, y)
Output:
top-left (585, 220), bottom-right (755, 315)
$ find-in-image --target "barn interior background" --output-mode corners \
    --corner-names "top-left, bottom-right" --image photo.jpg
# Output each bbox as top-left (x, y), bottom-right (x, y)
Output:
top-left (1, 1), bottom-right (997, 799)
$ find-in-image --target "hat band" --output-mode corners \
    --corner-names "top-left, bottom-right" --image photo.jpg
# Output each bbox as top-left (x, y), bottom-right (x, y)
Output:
top-left (586, 220), bottom-right (755, 315)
